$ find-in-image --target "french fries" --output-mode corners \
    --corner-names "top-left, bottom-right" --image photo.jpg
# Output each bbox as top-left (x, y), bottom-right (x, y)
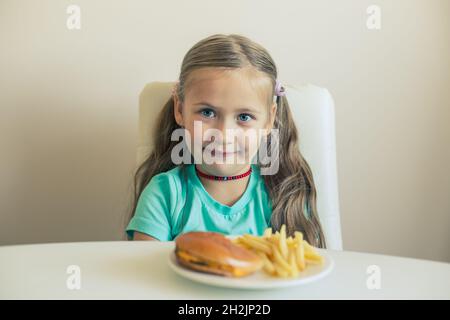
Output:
top-left (232, 224), bottom-right (324, 278)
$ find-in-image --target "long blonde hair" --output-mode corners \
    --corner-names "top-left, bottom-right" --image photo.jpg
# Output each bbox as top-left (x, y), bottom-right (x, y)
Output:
top-left (128, 34), bottom-right (326, 248)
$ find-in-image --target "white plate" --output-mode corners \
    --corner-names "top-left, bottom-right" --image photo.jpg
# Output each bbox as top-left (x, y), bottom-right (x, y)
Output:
top-left (168, 249), bottom-right (334, 290)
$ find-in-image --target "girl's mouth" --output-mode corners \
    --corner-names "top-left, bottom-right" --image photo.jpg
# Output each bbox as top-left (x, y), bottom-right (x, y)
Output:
top-left (212, 150), bottom-right (237, 157)
top-left (202, 146), bottom-right (241, 158)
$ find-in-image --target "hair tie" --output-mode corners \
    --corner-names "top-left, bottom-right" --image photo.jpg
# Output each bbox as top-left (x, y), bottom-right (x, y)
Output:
top-left (275, 80), bottom-right (286, 97)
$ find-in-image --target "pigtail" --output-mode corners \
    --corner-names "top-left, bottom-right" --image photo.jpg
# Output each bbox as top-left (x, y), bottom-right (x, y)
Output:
top-left (127, 95), bottom-right (182, 223)
top-left (262, 93), bottom-right (327, 248)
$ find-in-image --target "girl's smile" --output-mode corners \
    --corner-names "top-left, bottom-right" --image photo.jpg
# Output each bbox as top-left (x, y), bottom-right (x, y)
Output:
top-left (203, 144), bottom-right (242, 156)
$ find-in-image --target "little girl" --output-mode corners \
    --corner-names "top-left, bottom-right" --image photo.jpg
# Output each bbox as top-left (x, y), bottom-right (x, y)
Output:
top-left (126, 34), bottom-right (326, 248)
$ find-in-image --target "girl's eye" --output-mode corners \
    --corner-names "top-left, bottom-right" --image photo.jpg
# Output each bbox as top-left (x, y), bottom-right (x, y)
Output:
top-left (200, 108), bottom-right (216, 118)
top-left (238, 113), bottom-right (254, 122)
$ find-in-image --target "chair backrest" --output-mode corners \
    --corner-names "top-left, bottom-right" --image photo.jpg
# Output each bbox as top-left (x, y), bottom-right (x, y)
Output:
top-left (138, 82), bottom-right (343, 250)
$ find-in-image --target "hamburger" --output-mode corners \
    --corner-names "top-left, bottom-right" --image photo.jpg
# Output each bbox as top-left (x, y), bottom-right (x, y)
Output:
top-left (174, 231), bottom-right (263, 277)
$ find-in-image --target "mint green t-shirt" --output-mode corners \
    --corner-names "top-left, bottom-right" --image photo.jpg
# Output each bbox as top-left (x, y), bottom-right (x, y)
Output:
top-left (126, 164), bottom-right (273, 241)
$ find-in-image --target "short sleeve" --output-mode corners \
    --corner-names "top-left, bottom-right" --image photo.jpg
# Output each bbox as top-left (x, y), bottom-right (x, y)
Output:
top-left (126, 173), bottom-right (177, 241)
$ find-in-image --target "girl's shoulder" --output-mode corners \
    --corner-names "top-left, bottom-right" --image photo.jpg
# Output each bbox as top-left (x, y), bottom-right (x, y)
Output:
top-left (138, 166), bottom-right (188, 211)
top-left (145, 165), bottom-right (187, 192)
top-left (153, 164), bottom-right (185, 178)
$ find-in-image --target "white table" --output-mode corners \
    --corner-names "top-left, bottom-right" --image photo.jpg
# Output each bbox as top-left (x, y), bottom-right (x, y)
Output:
top-left (1, 241), bottom-right (449, 299)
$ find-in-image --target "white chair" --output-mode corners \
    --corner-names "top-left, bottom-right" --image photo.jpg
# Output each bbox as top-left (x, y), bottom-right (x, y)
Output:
top-left (137, 82), bottom-right (343, 250)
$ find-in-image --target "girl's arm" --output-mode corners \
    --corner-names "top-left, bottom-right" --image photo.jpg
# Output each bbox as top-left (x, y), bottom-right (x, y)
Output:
top-left (132, 231), bottom-right (159, 241)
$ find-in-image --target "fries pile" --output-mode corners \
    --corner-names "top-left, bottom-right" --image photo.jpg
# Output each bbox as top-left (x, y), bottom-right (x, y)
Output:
top-left (232, 225), bottom-right (324, 278)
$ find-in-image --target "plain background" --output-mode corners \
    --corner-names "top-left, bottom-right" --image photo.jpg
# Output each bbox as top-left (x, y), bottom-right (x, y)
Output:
top-left (0, 0), bottom-right (449, 262)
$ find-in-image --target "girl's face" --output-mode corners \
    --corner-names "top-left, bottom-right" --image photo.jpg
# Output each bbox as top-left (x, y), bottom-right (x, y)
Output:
top-left (174, 67), bottom-right (277, 176)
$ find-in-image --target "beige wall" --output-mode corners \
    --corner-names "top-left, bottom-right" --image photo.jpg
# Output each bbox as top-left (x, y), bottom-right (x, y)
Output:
top-left (1, 0), bottom-right (449, 262)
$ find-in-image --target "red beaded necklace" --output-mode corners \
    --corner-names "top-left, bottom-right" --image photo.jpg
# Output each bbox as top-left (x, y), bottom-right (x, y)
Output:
top-left (195, 166), bottom-right (252, 181)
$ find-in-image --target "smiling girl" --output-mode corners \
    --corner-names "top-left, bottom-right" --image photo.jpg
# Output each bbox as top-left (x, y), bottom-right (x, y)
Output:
top-left (126, 34), bottom-right (326, 248)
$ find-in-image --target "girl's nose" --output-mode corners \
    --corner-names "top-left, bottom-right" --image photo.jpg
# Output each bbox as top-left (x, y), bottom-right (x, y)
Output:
top-left (216, 117), bottom-right (239, 134)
